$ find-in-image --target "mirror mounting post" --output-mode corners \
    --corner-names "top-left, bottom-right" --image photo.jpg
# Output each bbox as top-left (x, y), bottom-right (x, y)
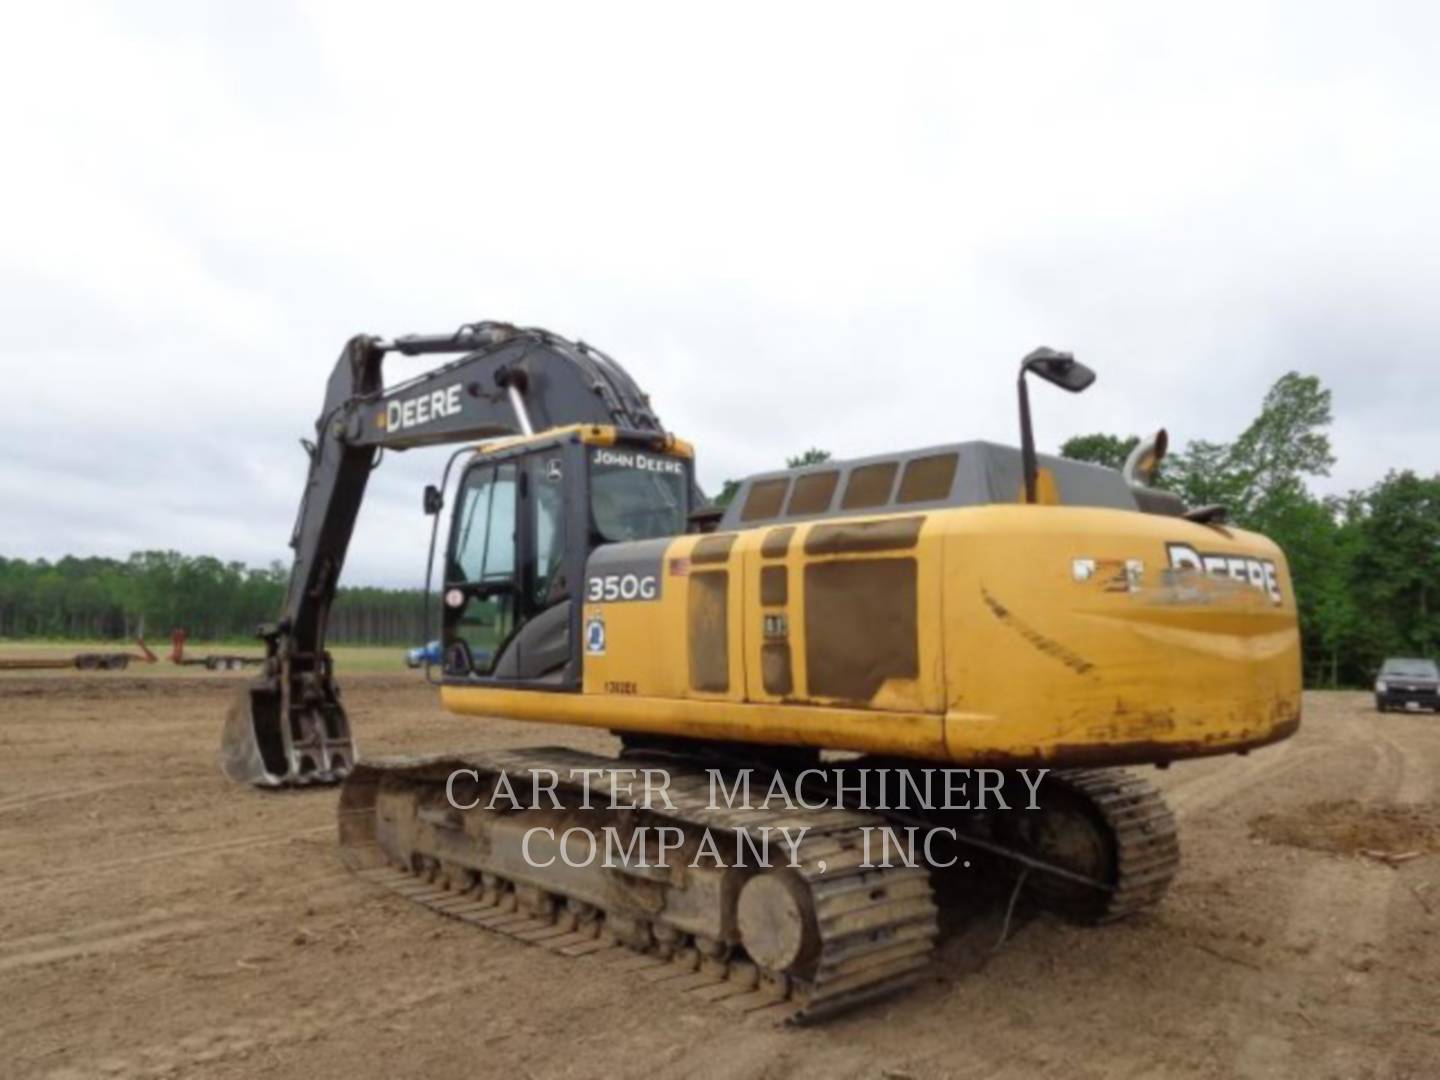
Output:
top-left (1018, 363), bottom-right (1038, 504)
top-left (1017, 347), bottom-right (1096, 504)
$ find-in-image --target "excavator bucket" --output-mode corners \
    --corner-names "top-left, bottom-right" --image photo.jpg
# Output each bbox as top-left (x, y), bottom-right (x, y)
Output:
top-left (220, 677), bottom-right (356, 787)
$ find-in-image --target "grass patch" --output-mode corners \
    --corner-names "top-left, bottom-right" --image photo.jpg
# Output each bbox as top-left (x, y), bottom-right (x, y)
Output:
top-left (0, 639), bottom-right (410, 674)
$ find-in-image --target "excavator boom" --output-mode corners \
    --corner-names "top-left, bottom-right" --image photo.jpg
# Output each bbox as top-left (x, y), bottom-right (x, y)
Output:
top-left (221, 321), bottom-right (672, 786)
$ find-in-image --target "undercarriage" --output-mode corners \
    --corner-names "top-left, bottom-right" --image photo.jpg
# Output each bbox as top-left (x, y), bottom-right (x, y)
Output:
top-left (337, 744), bottom-right (1180, 1023)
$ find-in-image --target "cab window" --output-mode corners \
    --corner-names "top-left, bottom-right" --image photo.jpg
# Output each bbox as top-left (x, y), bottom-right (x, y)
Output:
top-left (590, 450), bottom-right (687, 541)
top-left (447, 463), bottom-right (518, 673)
top-left (528, 455), bottom-right (568, 609)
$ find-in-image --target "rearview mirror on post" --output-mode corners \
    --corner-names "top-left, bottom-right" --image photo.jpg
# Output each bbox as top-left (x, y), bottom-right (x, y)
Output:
top-left (1023, 347), bottom-right (1096, 393)
top-left (1018, 347), bottom-right (1096, 504)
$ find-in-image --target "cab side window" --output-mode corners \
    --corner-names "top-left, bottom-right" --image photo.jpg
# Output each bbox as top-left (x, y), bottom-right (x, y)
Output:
top-left (447, 463), bottom-right (518, 673)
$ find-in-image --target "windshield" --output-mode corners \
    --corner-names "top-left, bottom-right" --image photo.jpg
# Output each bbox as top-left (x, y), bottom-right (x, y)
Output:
top-left (1382, 658), bottom-right (1438, 678)
top-left (590, 447), bottom-right (688, 542)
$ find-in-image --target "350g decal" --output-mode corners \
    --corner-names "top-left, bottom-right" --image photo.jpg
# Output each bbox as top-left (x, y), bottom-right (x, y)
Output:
top-left (1167, 543), bottom-right (1282, 605)
top-left (586, 573), bottom-right (660, 602)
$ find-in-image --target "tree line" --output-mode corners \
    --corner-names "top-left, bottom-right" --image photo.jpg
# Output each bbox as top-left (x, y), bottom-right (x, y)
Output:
top-left (0, 552), bottom-right (428, 645)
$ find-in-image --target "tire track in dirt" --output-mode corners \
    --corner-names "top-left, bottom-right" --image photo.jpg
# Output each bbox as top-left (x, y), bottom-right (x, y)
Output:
top-left (4, 873), bottom-right (365, 952)
top-left (1369, 721), bottom-right (1435, 806)
top-left (33, 971), bottom-right (517, 1079)
top-left (0, 917), bottom-right (212, 975)
top-left (1364, 716), bottom-right (1439, 1077)
top-left (1232, 859), bottom-right (1397, 1077)
top-left (1226, 708), bottom-right (1418, 1078)
top-left (0, 909), bottom-right (188, 954)
top-left (1357, 729), bottom-right (1402, 802)
top-left (3, 825), bottom-right (334, 886)
top-left (1162, 739), bottom-right (1315, 819)
top-left (0, 782), bottom-right (141, 815)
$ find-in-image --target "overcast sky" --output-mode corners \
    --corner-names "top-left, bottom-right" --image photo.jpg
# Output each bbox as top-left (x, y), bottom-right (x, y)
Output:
top-left (3, 1), bottom-right (1437, 587)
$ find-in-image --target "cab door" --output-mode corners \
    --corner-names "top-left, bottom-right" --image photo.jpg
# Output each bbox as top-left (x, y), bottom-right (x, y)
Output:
top-left (442, 447), bottom-right (581, 684)
top-left (444, 461), bottom-right (520, 675)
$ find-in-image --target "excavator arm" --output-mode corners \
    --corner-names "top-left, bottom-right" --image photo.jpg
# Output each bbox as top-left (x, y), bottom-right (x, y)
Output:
top-left (221, 321), bottom-right (668, 787)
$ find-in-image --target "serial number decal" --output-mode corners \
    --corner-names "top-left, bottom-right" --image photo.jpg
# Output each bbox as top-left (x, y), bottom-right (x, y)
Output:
top-left (604, 681), bottom-right (638, 695)
top-left (586, 573), bottom-right (659, 603)
top-left (1167, 543), bottom-right (1282, 604)
top-left (379, 382), bottom-right (463, 434)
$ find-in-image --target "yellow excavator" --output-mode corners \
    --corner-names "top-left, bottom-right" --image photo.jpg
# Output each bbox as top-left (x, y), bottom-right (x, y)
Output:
top-left (221, 321), bottom-right (1300, 1021)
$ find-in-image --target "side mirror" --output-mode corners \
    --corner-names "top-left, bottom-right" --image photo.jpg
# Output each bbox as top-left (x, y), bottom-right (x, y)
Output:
top-left (423, 484), bottom-right (444, 515)
top-left (1022, 347), bottom-right (1096, 393)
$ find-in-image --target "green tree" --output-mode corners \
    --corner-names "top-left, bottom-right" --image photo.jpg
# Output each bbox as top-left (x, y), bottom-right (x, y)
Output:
top-left (1166, 373), bottom-right (1334, 519)
top-left (1231, 373), bottom-right (1336, 498)
top-left (785, 448), bottom-right (832, 469)
top-left (1348, 471), bottom-right (1440, 663)
top-left (0, 552), bottom-right (427, 646)
top-left (1059, 433), bottom-right (1139, 471)
top-left (1164, 438), bottom-right (1246, 511)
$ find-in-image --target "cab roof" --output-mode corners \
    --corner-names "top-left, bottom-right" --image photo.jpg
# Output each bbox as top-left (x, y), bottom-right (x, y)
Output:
top-left (471, 424), bottom-right (694, 460)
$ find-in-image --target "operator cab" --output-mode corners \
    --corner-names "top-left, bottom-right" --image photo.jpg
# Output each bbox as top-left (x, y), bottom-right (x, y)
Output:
top-left (439, 427), bottom-right (692, 687)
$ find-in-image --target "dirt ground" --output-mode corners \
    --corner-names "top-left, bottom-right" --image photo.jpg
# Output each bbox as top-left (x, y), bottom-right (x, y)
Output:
top-left (2, 675), bottom-right (1437, 1080)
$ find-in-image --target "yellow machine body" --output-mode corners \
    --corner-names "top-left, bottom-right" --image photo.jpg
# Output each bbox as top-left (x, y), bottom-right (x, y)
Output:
top-left (444, 497), bottom-right (1300, 767)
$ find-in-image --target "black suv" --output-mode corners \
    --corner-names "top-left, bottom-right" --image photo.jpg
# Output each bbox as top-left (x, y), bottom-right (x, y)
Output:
top-left (1375, 657), bottom-right (1440, 712)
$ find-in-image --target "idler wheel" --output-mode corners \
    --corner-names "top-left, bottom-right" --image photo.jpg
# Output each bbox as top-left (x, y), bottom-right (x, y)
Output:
top-left (737, 871), bottom-right (819, 975)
